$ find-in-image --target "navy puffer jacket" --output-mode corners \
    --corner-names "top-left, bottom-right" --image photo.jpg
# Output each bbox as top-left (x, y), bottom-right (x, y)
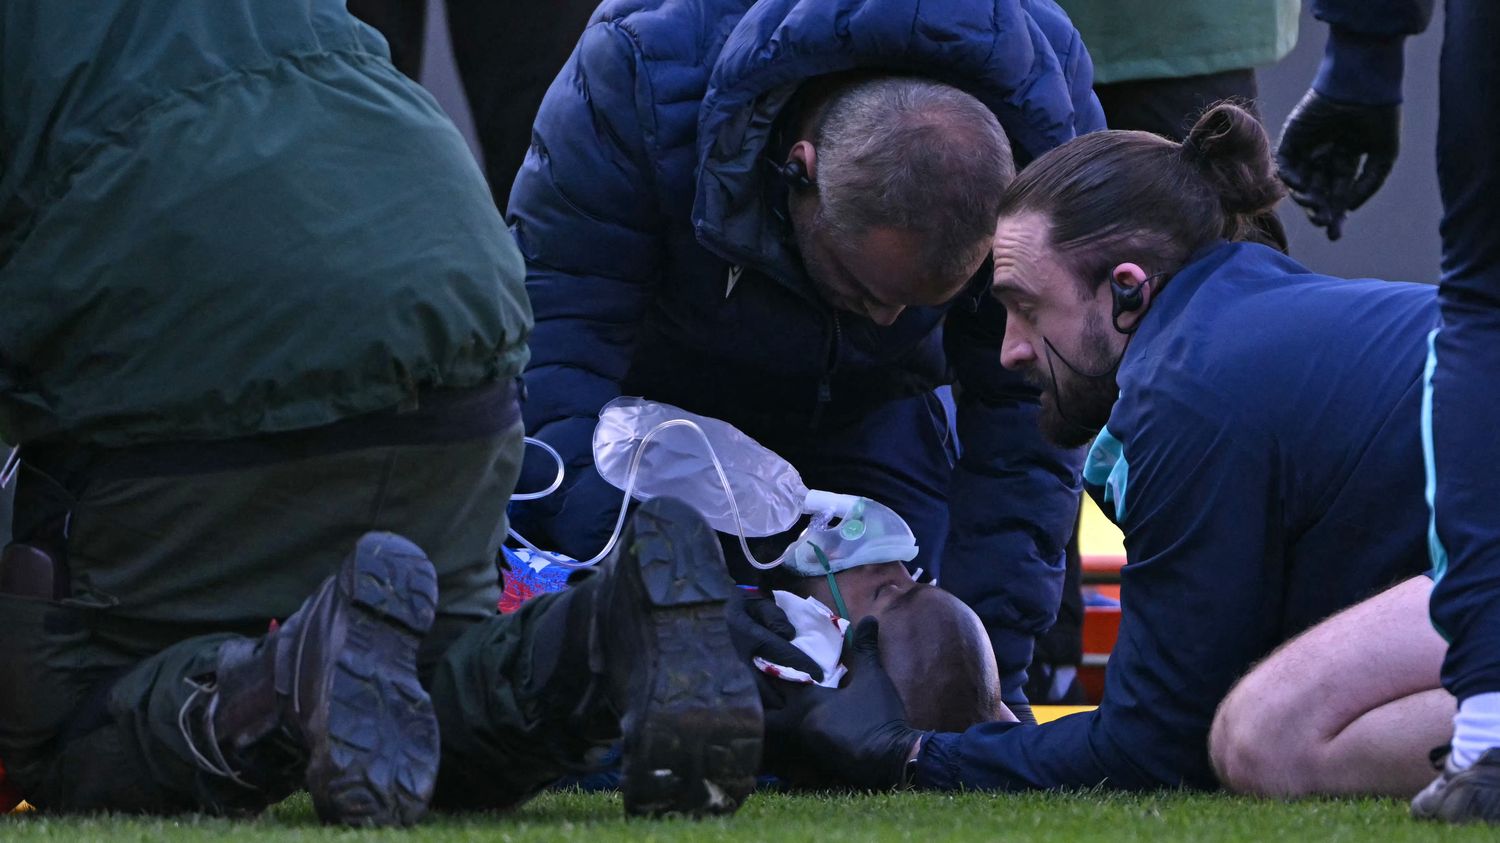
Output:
top-left (509, 0), bottom-right (1103, 697)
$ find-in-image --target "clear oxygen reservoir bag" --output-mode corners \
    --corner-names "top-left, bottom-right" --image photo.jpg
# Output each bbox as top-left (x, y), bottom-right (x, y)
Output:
top-left (510, 397), bottom-right (917, 573)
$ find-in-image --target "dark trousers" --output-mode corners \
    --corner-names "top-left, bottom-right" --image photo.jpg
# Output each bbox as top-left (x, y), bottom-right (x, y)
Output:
top-left (1427, 0), bottom-right (1500, 702)
top-left (1093, 68), bottom-right (1258, 141)
top-left (346, 0), bottom-right (597, 204)
top-left (0, 383), bottom-right (597, 813)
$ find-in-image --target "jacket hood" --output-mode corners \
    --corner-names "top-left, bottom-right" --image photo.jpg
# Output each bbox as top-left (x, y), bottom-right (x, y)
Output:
top-left (692, 0), bottom-right (1095, 278)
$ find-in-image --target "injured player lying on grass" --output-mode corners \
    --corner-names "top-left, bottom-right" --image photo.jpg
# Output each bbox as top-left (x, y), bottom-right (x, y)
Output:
top-left (744, 555), bottom-right (1017, 786)
top-left (502, 511), bottom-right (1011, 787)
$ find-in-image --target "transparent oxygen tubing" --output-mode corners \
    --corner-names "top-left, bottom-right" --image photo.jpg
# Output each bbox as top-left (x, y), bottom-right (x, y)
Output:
top-left (506, 421), bottom-right (777, 571)
top-left (511, 437), bottom-right (565, 502)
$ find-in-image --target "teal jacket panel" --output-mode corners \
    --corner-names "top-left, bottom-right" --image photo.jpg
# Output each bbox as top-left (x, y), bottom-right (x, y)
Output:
top-left (1057, 0), bottom-right (1299, 85)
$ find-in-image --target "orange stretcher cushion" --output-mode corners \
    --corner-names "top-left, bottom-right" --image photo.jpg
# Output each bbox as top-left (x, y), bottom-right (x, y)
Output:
top-left (1034, 705), bottom-right (1097, 724)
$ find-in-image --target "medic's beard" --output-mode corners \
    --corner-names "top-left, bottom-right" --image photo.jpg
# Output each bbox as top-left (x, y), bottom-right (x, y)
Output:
top-left (1028, 319), bottom-right (1122, 449)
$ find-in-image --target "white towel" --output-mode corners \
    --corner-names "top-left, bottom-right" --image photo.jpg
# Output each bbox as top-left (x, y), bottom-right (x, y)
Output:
top-left (751, 590), bottom-right (849, 688)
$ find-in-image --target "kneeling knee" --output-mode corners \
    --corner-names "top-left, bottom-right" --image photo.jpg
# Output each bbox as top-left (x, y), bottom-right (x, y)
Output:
top-left (1210, 711), bottom-right (1277, 795)
top-left (1210, 698), bottom-right (1323, 797)
top-left (1212, 702), bottom-right (1332, 792)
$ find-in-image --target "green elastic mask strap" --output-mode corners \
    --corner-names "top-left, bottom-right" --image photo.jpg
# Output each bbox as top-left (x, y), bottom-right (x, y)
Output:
top-left (812, 543), bottom-right (855, 646)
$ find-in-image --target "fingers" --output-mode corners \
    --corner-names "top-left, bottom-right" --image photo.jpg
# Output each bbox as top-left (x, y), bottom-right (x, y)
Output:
top-left (746, 628), bottom-right (824, 680)
top-left (1325, 213), bottom-right (1344, 242)
top-left (1287, 183), bottom-right (1334, 223)
top-left (753, 663), bottom-right (822, 729)
top-left (1276, 164), bottom-right (1308, 194)
top-left (1279, 141), bottom-right (1338, 233)
top-left (1275, 91), bottom-right (1397, 242)
top-left (766, 681), bottom-right (833, 733)
top-left (1346, 154), bottom-right (1394, 212)
top-left (1283, 148), bottom-right (1353, 241)
top-left (1275, 144), bottom-right (1310, 194)
top-left (1284, 147), bottom-right (1392, 241)
top-left (746, 595), bottom-right (799, 641)
top-left (849, 616), bottom-right (882, 659)
top-left (767, 640), bottom-right (825, 681)
top-left (732, 595), bottom-right (825, 681)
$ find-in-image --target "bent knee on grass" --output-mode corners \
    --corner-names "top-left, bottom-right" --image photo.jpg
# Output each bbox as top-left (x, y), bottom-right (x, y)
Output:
top-left (1211, 681), bottom-right (1334, 797)
top-left (1213, 687), bottom-right (1454, 798)
top-left (1211, 578), bottom-right (1449, 798)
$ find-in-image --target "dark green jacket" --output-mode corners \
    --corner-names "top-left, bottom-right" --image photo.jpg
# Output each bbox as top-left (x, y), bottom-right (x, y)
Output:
top-left (0, 0), bottom-right (531, 447)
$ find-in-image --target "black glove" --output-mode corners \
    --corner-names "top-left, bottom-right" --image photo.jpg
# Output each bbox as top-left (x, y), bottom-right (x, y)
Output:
top-left (725, 591), bottom-right (824, 682)
top-left (793, 617), bottom-right (924, 790)
top-left (1276, 89), bottom-right (1400, 241)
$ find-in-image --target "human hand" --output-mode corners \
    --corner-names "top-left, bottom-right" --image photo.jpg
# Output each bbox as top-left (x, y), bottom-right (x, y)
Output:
top-left (725, 591), bottom-right (825, 682)
top-left (1277, 89), bottom-right (1399, 241)
top-left (794, 617), bottom-right (924, 789)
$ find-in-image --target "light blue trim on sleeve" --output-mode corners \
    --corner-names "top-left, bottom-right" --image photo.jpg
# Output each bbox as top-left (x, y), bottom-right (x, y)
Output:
top-left (1421, 329), bottom-right (1450, 583)
top-left (1084, 425), bottom-right (1130, 523)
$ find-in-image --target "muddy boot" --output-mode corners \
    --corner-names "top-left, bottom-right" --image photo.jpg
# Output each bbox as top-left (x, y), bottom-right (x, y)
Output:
top-left (579, 497), bottom-right (763, 817)
top-left (182, 532), bottom-right (440, 826)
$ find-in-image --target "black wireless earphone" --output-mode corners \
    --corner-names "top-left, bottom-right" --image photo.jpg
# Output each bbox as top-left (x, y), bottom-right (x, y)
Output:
top-left (1110, 275), bottom-right (1145, 318)
top-left (1109, 271), bottom-right (1168, 335)
top-left (779, 158), bottom-right (815, 191)
top-left (1043, 268), bottom-right (1170, 432)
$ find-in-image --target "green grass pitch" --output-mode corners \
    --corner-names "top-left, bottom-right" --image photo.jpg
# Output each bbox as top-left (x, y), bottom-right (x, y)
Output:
top-left (0, 789), bottom-right (1492, 842)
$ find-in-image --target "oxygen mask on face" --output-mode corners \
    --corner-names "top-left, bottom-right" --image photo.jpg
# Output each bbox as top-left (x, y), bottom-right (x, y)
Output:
top-left (775, 496), bottom-right (919, 631)
top-left (777, 497), bottom-right (918, 575)
top-left (506, 397), bottom-right (919, 573)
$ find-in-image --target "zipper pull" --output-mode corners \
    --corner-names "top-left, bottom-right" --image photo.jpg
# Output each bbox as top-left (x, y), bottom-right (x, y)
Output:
top-left (810, 376), bottom-right (832, 430)
top-left (0, 445), bottom-right (18, 489)
top-left (811, 311), bottom-right (841, 430)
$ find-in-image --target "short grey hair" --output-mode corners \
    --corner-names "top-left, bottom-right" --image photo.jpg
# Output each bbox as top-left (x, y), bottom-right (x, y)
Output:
top-left (812, 77), bottom-right (1014, 283)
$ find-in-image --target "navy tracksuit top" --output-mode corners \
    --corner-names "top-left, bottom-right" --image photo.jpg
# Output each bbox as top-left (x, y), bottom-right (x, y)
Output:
top-left (919, 241), bottom-right (1439, 790)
